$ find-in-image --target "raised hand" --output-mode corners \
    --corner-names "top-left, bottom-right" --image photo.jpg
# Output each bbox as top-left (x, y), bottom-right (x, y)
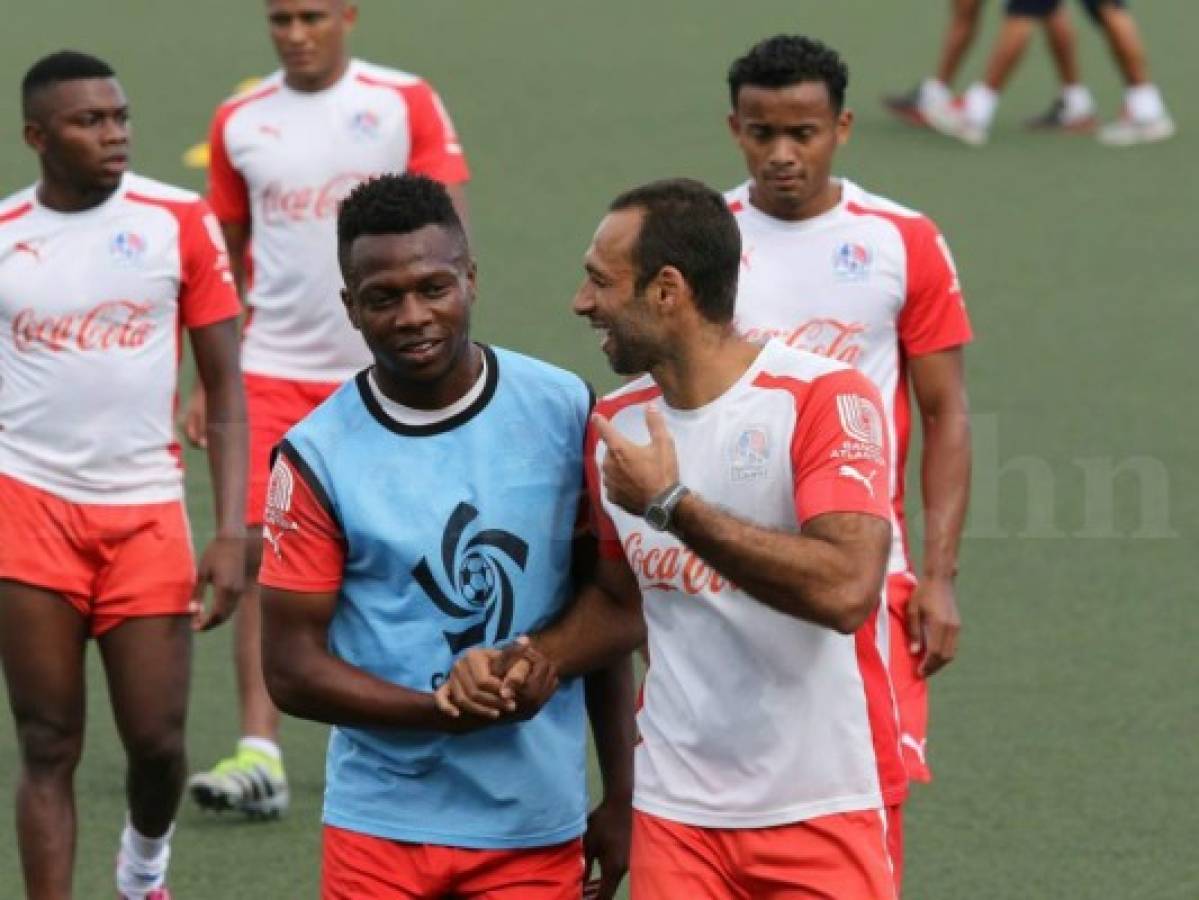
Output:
top-left (591, 404), bottom-right (679, 516)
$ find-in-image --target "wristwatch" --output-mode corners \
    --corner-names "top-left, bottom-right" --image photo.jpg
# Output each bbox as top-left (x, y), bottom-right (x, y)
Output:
top-left (645, 482), bottom-right (690, 532)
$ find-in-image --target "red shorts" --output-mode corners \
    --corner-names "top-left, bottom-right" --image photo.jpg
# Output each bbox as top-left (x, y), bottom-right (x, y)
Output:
top-left (321, 825), bottom-right (584, 899)
top-left (0, 473), bottom-right (195, 637)
top-left (887, 574), bottom-right (932, 783)
top-left (630, 808), bottom-right (898, 899)
top-left (244, 372), bottom-right (340, 526)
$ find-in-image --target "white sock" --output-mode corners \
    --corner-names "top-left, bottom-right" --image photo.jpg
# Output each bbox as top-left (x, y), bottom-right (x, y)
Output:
top-left (238, 736), bottom-right (282, 760)
top-left (963, 83), bottom-right (998, 128)
top-left (920, 78), bottom-right (952, 108)
top-left (1061, 84), bottom-right (1096, 119)
top-left (1126, 84), bottom-right (1166, 122)
top-left (117, 817), bottom-right (172, 896)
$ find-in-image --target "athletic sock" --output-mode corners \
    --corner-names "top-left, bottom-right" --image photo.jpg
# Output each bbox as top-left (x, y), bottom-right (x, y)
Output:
top-left (920, 78), bottom-right (952, 108)
top-left (1125, 84), bottom-right (1166, 122)
top-left (117, 816), bottom-right (172, 897)
top-left (963, 83), bottom-right (998, 128)
top-left (238, 736), bottom-right (282, 761)
top-left (1061, 83), bottom-right (1096, 119)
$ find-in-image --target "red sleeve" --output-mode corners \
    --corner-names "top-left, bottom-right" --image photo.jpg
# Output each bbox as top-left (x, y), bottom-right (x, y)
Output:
top-left (178, 199), bottom-right (240, 328)
top-left (258, 455), bottom-right (346, 592)
top-left (792, 368), bottom-right (893, 524)
top-left (206, 105), bottom-right (250, 225)
top-left (583, 416), bottom-right (623, 560)
top-left (398, 81), bottom-right (470, 184)
top-left (895, 216), bottom-right (973, 357)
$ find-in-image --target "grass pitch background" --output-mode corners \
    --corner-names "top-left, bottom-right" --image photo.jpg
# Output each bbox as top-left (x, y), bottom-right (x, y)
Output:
top-left (1, 2), bottom-right (1195, 897)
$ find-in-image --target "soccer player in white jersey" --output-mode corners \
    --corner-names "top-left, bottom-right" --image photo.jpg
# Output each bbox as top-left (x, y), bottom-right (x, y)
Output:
top-left (0, 52), bottom-right (247, 899)
top-left (185, 0), bottom-right (470, 817)
top-left (723, 34), bottom-right (974, 877)
top-left (440, 179), bottom-right (904, 898)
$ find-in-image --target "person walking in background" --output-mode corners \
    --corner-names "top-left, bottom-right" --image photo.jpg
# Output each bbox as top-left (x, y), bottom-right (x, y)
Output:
top-left (184, 0), bottom-right (471, 820)
top-left (0, 51), bottom-right (247, 899)
top-left (885, 0), bottom-right (1097, 135)
top-left (925, 0), bottom-right (1174, 145)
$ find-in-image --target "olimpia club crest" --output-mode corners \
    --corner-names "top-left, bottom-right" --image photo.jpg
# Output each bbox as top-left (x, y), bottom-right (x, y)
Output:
top-left (412, 502), bottom-right (529, 654)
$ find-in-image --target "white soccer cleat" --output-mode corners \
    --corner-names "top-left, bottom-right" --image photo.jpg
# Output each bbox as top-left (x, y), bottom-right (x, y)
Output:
top-left (1097, 113), bottom-right (1176, 147)
top-left (186, 747), bottom-right (290, 818)
top-left (924, 99), bottom-right (988, 147)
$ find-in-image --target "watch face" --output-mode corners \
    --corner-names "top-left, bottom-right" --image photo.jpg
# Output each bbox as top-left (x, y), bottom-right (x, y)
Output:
top-left (645, 505), bottom-right (669, 531)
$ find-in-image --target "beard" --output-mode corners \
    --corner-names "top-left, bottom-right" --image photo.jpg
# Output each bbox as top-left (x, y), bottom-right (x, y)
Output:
top-left (603, 318), bottom-right (658, 375)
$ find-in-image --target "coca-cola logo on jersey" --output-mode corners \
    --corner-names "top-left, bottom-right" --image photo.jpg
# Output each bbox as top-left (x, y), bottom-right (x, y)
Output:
top-left (260, 173), bottom-right (369, 225)
top-left (624, 531), bottom-right (735, 597)
top-left (741, 317), bottom-right (866, 365)
top-left (12, 301), bottom-right (154, 353)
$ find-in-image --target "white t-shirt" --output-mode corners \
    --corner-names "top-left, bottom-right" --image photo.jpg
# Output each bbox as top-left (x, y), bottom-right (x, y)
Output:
top-left (208, 58), bottom-right (470, 383)
top-left (588, 341), bottom-right (907, 828)
top-left (727, 179), bottom-right (973, 578)
top-left (0, 173), bottom-right (239, 503)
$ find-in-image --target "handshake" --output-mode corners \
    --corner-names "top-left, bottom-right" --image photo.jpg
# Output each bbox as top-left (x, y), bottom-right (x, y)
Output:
top-left (434, 636), bottom-right (561, 727)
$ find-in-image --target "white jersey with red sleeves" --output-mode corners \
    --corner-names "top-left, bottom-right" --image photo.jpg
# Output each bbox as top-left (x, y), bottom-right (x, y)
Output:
top-left (208, 58), bottom-right (470, 383)
top-left (727, 179), bottom-right (973, 577)
top-left (0, 174), bottom-right (239, 504)
top-left (588, 340), bottom-right (907, 828)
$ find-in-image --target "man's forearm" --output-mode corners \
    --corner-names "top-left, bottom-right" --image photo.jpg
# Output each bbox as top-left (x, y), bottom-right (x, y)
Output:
top-left (535, 582), bottom-right (645, 679)
top-left (670, 494), bottom-right (887, 633)
top-left (204, 377), bottom-right (248, 538)
top-left (266, 645), bottom-right (451, 732)
top-left (585, 659), bottom-right (636, 803)
top-left (920, 409), bottom-right (971, 579)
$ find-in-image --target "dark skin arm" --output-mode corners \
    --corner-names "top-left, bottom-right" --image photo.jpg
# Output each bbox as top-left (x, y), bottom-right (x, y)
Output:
top-left (594, 407), bottom-right (891, 634)
top-left (576, 524), bottom-right (636, 899)
top-left (582, 659), bottom-right (635, 900)
top-left (260, 584), bottom-right (500, 733)
top-left (188, 317), bottom-right (248, 630)
top-left (184, 221), bottom-right (248, 447)
top-left (906, 347), bottom-right (971, 676)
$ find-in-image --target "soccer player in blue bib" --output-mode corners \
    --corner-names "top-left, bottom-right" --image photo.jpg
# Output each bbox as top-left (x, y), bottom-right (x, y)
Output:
top-left (257, 173), bottom-right (633, 899)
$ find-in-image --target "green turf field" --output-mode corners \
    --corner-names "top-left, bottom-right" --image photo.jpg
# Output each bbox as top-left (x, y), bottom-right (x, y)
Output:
top-left (2, 2), bottom-right (1196, 897)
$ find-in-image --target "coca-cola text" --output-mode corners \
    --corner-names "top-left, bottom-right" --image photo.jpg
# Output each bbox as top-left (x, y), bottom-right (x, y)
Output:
top-left (741, 318), bottom-right (865, 364)
top-left (261, 173), bottom-right (369, 226)
top-left (12, 301), bottom-right (154, 353)
top-left (624, 531), bottom-right (734, 596)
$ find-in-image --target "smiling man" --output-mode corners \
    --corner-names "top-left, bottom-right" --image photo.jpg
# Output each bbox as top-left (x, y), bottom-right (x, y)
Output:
top-left (0, 51), bottom-right (246, 899)
top-left (440, 178), bottom-right (905, 898)
top-left (723, 35), bottom-right (974, 885)
top-left (185, 0), bottom-right (471, 818)
top-left (255, 174), bottom-right (633, 899)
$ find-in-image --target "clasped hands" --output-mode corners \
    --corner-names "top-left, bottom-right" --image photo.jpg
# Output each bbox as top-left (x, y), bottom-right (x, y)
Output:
top-left (434, 636), bottom-right (559, 728)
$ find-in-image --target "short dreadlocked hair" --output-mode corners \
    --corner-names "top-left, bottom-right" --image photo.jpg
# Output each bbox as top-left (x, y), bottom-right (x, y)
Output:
top-left (22, 50), bottom-right (116, 120)
top-left (336, 173), bottom-right (467, 282)
top-left (727, 35), bottom-right (849, 111)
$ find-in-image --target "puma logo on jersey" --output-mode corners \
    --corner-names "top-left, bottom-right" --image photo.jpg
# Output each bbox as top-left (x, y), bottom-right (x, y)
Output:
top-left (901, 733), bottom-right (927, 765)
top-left (837, 464), bottom-right (876, 498)
top-left (12, 240), bottom-right (42, 262)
